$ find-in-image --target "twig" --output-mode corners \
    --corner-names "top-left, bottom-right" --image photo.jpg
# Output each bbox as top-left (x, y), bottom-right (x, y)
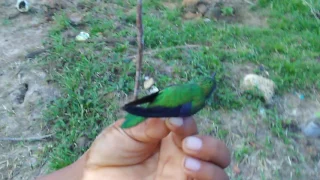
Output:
top-left (302, 0), bottom-right (320, 23)
top-left (25, 48), bottom-right (48, 59)
top-left (0, 134), bottom-right (54, 142)
top-left (126, 44), bottom-right (204, 60)
top-left (133, 0), bottom-right (144, 100)
top-left (244, 0), bottom-right (255, 6)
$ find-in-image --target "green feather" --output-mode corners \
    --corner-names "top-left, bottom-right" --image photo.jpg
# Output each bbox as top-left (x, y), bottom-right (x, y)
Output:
top-left (121, 113), bottom-right (146, 128)
top-left (121, 75), bottom-right (216, 129)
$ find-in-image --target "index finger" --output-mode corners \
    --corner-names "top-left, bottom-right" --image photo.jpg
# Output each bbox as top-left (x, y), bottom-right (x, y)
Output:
top-left (165, 116), bottom-right (198, 148)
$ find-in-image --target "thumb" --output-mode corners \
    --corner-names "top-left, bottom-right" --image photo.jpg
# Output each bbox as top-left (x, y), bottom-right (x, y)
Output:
top-left (85, 118), bottom-right (170, 167)
top-left (115, 117), bottom-right (170, 143)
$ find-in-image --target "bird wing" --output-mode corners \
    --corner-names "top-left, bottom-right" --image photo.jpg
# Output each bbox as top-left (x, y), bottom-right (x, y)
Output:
top-left (122, 83), bottom-right (204, 117)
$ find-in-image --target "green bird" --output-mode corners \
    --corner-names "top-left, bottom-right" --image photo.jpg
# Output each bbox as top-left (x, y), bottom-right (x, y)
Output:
top-left (121, 73), bottom-right (217, 129)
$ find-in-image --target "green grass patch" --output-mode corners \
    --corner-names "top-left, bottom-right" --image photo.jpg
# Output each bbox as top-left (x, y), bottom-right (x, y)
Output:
top-left (40, 0), bottom-right (320, 172)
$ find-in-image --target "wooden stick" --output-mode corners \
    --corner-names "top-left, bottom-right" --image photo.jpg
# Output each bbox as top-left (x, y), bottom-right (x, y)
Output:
top-left (0, 134), bottom-right (54, 142)
top-left (133, 0), bottom-right (144, 100)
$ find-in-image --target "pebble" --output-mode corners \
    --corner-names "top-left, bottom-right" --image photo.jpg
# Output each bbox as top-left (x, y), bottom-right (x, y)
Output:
top-left (143, 77), bottom-right (154, 89)
top-left (75, 32), bottom-right (90, 41)
top-left (301, 113), bottom-right (320, 138)
top-left (240, 74), bottom-right (276, 104)
top-left (302, 120), bottom-right (320, 138)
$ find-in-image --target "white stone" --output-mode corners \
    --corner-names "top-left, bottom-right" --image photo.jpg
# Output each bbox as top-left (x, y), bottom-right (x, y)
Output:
top-left (75, 32), bottom-right (90, 41)
top-left (240, 74), bottom-right (276, 104)
top-left (143, 78), bottom-right (154, 89)
top-left (149, 85), bottom-right (159, 94)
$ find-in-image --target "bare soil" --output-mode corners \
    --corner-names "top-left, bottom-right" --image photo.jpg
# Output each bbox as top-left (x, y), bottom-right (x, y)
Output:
top-left (0, 0), bottom-right (59, 179)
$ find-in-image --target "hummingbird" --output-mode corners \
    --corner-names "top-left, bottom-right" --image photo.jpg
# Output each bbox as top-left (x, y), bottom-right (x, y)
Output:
top-left (121, 73), bottom-right (217, 128)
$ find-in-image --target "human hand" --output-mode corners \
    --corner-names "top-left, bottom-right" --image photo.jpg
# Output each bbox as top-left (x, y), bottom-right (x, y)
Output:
top-left (82, 117), bottom-right (231, 180)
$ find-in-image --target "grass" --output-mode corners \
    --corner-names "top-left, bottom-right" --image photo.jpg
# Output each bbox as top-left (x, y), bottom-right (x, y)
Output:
top-left (38, 0), bottom-right (320, 178)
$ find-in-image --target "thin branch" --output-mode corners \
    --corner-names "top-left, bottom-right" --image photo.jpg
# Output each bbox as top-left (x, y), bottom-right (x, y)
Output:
top-left (244, 0), bottom-right (255, 6)
top-left (133, 0), bottom-right (144, 100)
top-left (0, 134), bottom-right (54, 142)
top-left (302, 0), bottom-right (320, 23)
top-left (126, 44), bottom-right (204, 60)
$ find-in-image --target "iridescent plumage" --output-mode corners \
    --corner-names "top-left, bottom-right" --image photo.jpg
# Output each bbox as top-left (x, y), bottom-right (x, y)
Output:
top-left (121, 73), bottom-right (217, 128)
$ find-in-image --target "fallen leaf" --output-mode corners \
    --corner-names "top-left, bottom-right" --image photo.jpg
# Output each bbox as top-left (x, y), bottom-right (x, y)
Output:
top-left (144, 78), bottom-right (154, 89)
top-left (233, 164), bottom-right (241, 175)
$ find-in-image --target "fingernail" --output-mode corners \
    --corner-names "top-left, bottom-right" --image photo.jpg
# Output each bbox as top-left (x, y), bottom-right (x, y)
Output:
top-left (160, 118), bottom-right (167, 121)
top-left (184, 157), bottom-right (201, 171)
top-left (185, 136), bottom-right (202, 150)
top-left (169, 117), bottom-right (183, 127)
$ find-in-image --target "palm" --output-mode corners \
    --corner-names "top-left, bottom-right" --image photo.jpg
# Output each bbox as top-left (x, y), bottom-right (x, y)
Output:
top-left (85, 131), bottom-right (187, 179)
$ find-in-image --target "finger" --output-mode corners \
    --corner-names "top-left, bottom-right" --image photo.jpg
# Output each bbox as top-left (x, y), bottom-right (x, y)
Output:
top-left (183, 156), bottom-right (229, 180)
top-left (114, 118), bottom-right (170, 143)
top-left (165, 116), bottom-right (198, 148)
top-left (182, 135), bottom-right (231, 168)
top-left (86, 118), bottom-right (169, 166)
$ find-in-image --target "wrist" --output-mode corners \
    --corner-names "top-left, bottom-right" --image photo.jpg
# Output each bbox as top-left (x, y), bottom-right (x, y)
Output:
top-left (36, 153), bottom-right (87, 180)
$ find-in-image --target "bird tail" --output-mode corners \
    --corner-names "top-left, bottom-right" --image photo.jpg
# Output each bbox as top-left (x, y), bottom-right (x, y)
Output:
top-left (121, 113), bottom-right (146, 129)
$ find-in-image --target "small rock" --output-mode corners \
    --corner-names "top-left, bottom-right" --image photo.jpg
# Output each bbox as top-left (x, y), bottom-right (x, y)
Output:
top-left (76, 136), bottom-right (89, 149)
top-left (149, 86), bottom-right (159, 94)
top-left (302, 121), bottom-right (320, 138)
top-left (76, 31), bottom-right (90, 42)
top-left (144, 78), bottom-right (154, 89)
top-left (291, 109), bottom-right (298, 116)
top-left (204, 3), bottom-right (222, 20)
top-left (203, 18), bottom-right (211, 22)
top-left (302, 113), bottom-right (320, 138)
top-left (240, 74), bottom-right (276, 104)
top-left (197, 3), bottom-right (208, 14)
top-left (68, 12), bottom-right (84, 25)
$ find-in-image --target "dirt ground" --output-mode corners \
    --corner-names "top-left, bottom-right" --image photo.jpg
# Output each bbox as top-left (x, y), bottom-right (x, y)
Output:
top-left (0, 0), bottom-right (60, 179)
top-left (0, 0), bottom-right (319, 179)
